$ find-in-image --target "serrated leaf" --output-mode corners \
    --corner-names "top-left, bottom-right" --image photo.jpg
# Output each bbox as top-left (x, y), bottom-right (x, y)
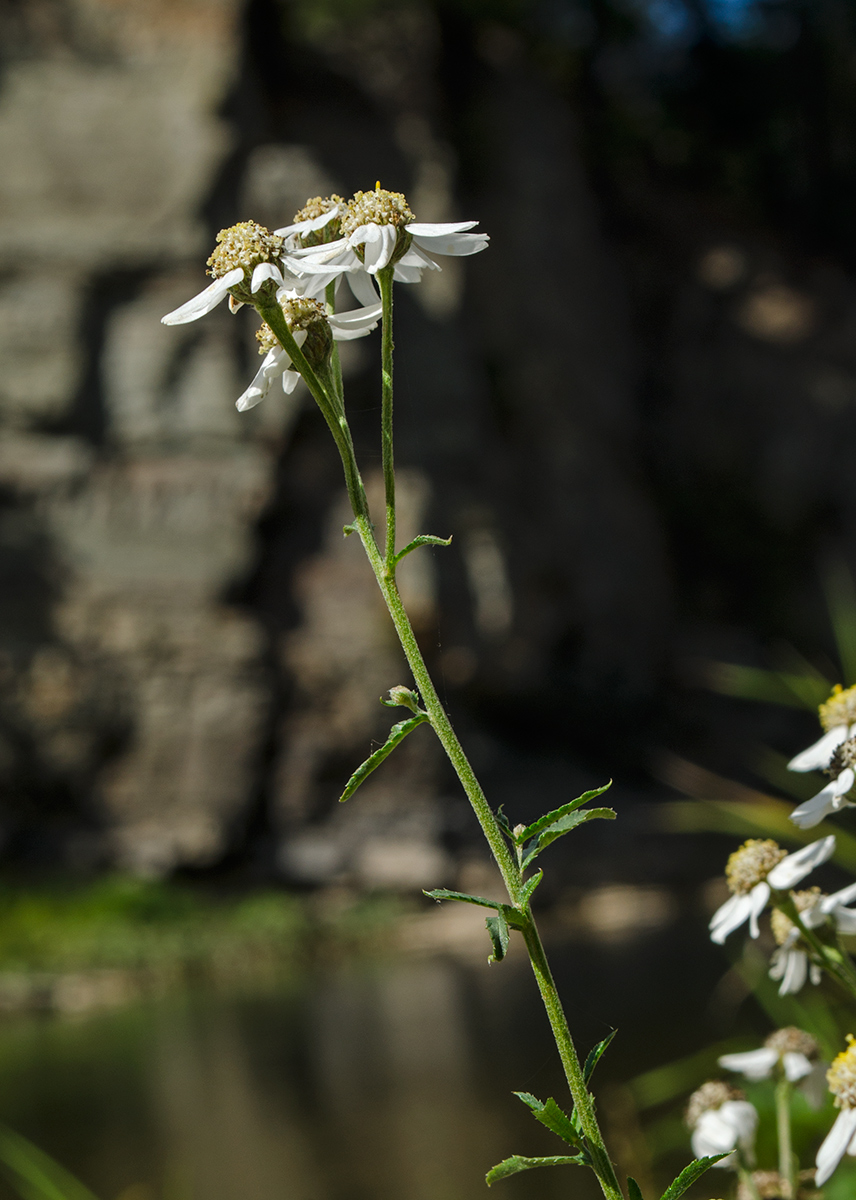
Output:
top-left (495, 806), bottom-right (514, 838)
top-left (0, 1124), bottom-right (101, 1200)
top-left (485, 1154), bottom-right (587, 1185)
top-left (517, 783), bottom-right (613, 842)
top-left (627, 1178), bottom-right (645, 1200)
top-left (423, 889), bottom-right (503, 910)
top-left (512, 1092), bottom-right (582, 1149)
top-left (520, 870), bottom-right (543, 905)
top-left (522, 808), bottom-right (616, 868)
top-left (393, 534), bottom-right (453, 566)
top-left (583, 1029), bottom-right (617, 1083)
top-left (486, 910), bottom-right (510, 961)
top-left (339, 713), bottom-right (428, 802)
top-left (659, 1155), bottom-right (729, 1200)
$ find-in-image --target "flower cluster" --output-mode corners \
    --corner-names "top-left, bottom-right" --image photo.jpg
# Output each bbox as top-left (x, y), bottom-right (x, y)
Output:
top-left (788, 683), bottom-right (856, 828)
top-left (686, 1080), bottom-right (758, 1168)
top-left (161, 184), bottom-right (488, 411)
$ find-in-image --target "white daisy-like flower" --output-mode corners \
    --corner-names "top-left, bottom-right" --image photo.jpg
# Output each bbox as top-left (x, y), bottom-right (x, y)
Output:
top-left (788, 683), bottom-right (856, 772)
top-left (236, 292), bottom-right (381, 412)
top-left (280, 185), bottom-right (488, 287)
top-left (162, 221), bottom-right (298, 326)
top-left (686, 1081), bottom-right (758, 1168)
top-left (816, 1035), bottom-right (856, 1186)
top-left (790, 761), bottom-right (856, 829)
top-left (719, 1027), bottom-right (818, 1085)
top-left (767, 881), bottom-right (856, 995)
top-left (709, 836), bottom-right (836, 945)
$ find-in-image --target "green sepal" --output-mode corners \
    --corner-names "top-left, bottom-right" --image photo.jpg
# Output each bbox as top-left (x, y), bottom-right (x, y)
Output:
top-left (583, 1029), bottom-right (617, 1083)
top-left (513, 1092), bottom-right (583, 1150)
top-left (627, 1178), bottom-right (645, 1200)
top-left (516, 782), bottom-right (613, 843)
top-left (520, 870), bottom-right (543, 905)
top-left (423, 888), bottom-right (503, 910)
top-left (485, 1154), bottom-right (587, 1185)
top-left (339, 713), bottom-right (428, 802)
top-left (393, 534), bottom-right (453, 566)
top-left (521, 807), bottom-right (616, 869)
top-left (486, 910), bottom-right (509, 962)
top-left (659, 1155), bottom-right (729, 1200)
top-left (0, 1122), bottom-right (101, 1200)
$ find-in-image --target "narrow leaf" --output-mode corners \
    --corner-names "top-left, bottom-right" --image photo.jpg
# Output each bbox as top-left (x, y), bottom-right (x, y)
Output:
top-left (583, 1029), bottom-right (617, 1083)
top-left (522, 808), bottom-right (616, 868)
top-left (520, 870), bottom-right (543, 905)
top-left (627, 1179), bottom-right (645, 1200)
top-left (424, 888), bottom-right (503, 910)
top-left (339, 713), bottom-right (428, 802)
top-left (495, 806), bottom-right (515, 838)
top-left (518, 782), bottom-right (613, 842)
top-left (0, 1125), bottom-right (100, 1200)
top-left (659, 1155), bottom-right (729, 1200)
top-left (393, 534), bottom-right (453, 566)
top-left (486, 910), bottom-right (509, 962)
top-left (512, 1092), bottom-right (581, 1149)
top-left (486, 1154), bottom-right (586, 1185)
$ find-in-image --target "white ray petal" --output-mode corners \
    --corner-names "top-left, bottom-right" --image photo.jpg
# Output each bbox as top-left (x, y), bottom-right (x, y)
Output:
top-left (718, 1047), bottom-right (777, 1080)
top-left (275, 207), bottom-right (343, 237)
top-left (747, 881), bottom-right (770, 937)
top-left (768, 835), bottom-right (836, 887)
top-left (392, 263), bottom-right (427, 283)
top-left (405, 221), bottom-right (480, 236)
top-left (788, 725), bottom-right (849, 772)
top-left (817, 1107), bottom-right (856, 1185)
top-left (346, 270), bottom-right (380, 306)
top-left (236, 347), bottom-right (289, 412)
top-left (710, 892), bottom-right (755, 944)
top-left (411, 230), bottom-right (490, 256)
top-left (780, 949), bottom-right (808, 994)
top-left (783, 1051), bottom-right (814, 1082)
top-left (162, 269), bottom-right (243, 325)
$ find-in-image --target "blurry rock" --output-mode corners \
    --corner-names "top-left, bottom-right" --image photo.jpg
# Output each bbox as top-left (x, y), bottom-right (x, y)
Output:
top-left (354, 837), bottom-right (452, 891)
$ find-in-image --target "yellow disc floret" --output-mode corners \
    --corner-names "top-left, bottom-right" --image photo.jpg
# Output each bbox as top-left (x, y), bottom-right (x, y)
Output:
top-left (764, 1026), bottom-right (818, 1059)
top-left (819, 683), bottom-right (856, 732)
top-left (686, 1080), bottom-right (744, 1128)
top-left (725, 839), bottom-right (787, 896)
top-left (292, 195), bottom-right (344, 247)
top-left (341, 187), bottom-right (415, 237)
top-left (255, 297), bottom-right (332, 368)
top-left (828, 1035), bottom-right (856, 1110)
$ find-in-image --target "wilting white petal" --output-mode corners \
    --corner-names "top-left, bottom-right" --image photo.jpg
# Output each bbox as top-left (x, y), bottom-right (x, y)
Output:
top-left (718, 1047), bottom-right (777, 1080)
top-left (329, 302), bottom-right (382, 341)
top-left (354, 223), bottom-right (398, 273)
top-left (235, 347), bottom-right (289, 412)
top-left (768, 836), bottom-right (836, 888)
top-left (783, 1052), bottom-right (814, 1082)
top-left (710, 888), bottom-right (768, 944)
top-left (281, 369), bottom-right (300, 394)
top-left (346, 270), bottom-right (380, 306)
top-left (788, 725), bottom-right (849, 772)
top-left (405, 220), bottom-right (480, 236)
top-left (410, 229), bottom-right (489, 256)
top-left (287, 237), bottom-right (350, 261)
top-left (781, 950), bottom-right (808, 994)
top-left (397, 243), bottom-right (442, 271)
top-left (747, 882), bottom-right (770, 938)
top-left (824, 881), bottom-right (856, 910)
top-left (251, 262), bottom-right (284, 292)
top-left (816, 1107), bottom-right (856, 1185)
top-left (161, 269), bottom-right (243, 325)
top-left (832, 907), bottom-right (856, 934)
top-left (392, 262), bottom-right (427, 283)
top-left (692, 1101), bottom-right (758, 1163)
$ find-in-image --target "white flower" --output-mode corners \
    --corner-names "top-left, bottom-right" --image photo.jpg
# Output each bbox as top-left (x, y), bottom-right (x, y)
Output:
top-left (790, 767), bottom-right (856, 829)
top-left (709, 836), bottom-right (836, 945)
top-left (788, 684), bottom-right (856, 772)
top-left (816, 1035), bottom-right (856, 1186)
top-left (719, 1028), bottom-right (820, 1099)
top-left (280, 186), bottom-right (488, 288)
top-left (687, 1082), bottom-right (757, 1168)
top-left (766, 881), bottom-right (856, 995)
top-left (236, 293), bottom-right (381, 412)
top-left (162, 221), bottom-right (296, 326)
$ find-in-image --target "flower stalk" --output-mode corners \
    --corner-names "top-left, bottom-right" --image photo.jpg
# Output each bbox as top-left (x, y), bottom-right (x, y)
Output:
top-left (775, 894), bottom-right (856, 1000)
top-left (774, 1076), bottom-right (795, 1199)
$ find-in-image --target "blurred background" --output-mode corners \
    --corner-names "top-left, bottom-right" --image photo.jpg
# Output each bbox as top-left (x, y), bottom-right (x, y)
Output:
top-left (2, 0), bottom-right (856, 1196)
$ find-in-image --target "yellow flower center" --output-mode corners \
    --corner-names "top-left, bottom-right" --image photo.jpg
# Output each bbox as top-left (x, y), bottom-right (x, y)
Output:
top-left (340, 187), bottom-right (415, 237)
top-left (725, 839), bottom-right (787, 895)
top-left (819, 683), bottom-right (856, 732)
top-left (828, 1035), bottom-right (856, 1110)
top-left (686, 1080), bottom-right (744, 1128)
top-left (764, 1025), bottom-right (818, 1059)
top-left (207, 221), bottom-right (284, 279)
top-left (291, 195), bottom-right (344, 247)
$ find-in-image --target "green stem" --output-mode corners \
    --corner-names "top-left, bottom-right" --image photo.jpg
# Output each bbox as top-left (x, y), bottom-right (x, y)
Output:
top-left (324, 280), bottom-right (345, 407)
top-left (775, 1076), bottom-right (795, 1199)
top-left (737, 1164), bottom-right (762, 1200)
top-left (378, 266), bottom-right (395, 567)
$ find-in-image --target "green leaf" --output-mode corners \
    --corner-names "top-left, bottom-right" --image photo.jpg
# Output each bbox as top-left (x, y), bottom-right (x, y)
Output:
top-left (393, 534), bottom-right (453, 566)
top-left (0, 1124), bottom-right (101, 1200)
top-left (339, 713), bottom-right (428, 802)
top-left (584, 1029), bottom-right (617, 1083)
top-left (423, 888), bottom-right (503, 910)
top-left (520, 870), bottom-right (543, 905)
top-left (627, 1179), bottom-right (645, 1200)
top-left (486, 910), bottom-right (509, 962)
top-left (521, 808), bottom-right (616, 868)
top-left (495, 806), bottom-right (514, 838)
top-left (517, 783), bottom-right (613, 842)
top-left (485, 1154), bottom-right (587, 1185)
top-left (659, 1155), bottom-right (729, 1200)
top-left (342, 522), bottom-right (357, 537)
top-left (512, 1092), bottom-right (582, 1149)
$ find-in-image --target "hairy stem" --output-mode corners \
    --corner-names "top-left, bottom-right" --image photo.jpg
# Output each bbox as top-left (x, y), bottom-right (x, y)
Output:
top-left (775, 1077), bottom-right (795, 1200)
top-left (776, 897), bottom-right (856, 1000)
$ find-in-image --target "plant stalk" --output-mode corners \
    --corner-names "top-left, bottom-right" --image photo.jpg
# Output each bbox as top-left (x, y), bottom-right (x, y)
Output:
top-left (774, 1076), bottom-right (795, 1200)
top-left (378, 266), bottom-right (396, 567)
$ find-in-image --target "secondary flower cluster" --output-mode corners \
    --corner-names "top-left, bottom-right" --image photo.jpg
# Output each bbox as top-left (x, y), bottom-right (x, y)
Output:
top-left (161, 186), bottom-right (488, 411)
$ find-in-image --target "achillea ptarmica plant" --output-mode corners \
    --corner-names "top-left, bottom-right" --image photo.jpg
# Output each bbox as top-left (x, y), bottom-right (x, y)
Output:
top-left (816, 1035), bottom-right (856, 1185)
top-left (686, 1081), bottom-right (758, 1167)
